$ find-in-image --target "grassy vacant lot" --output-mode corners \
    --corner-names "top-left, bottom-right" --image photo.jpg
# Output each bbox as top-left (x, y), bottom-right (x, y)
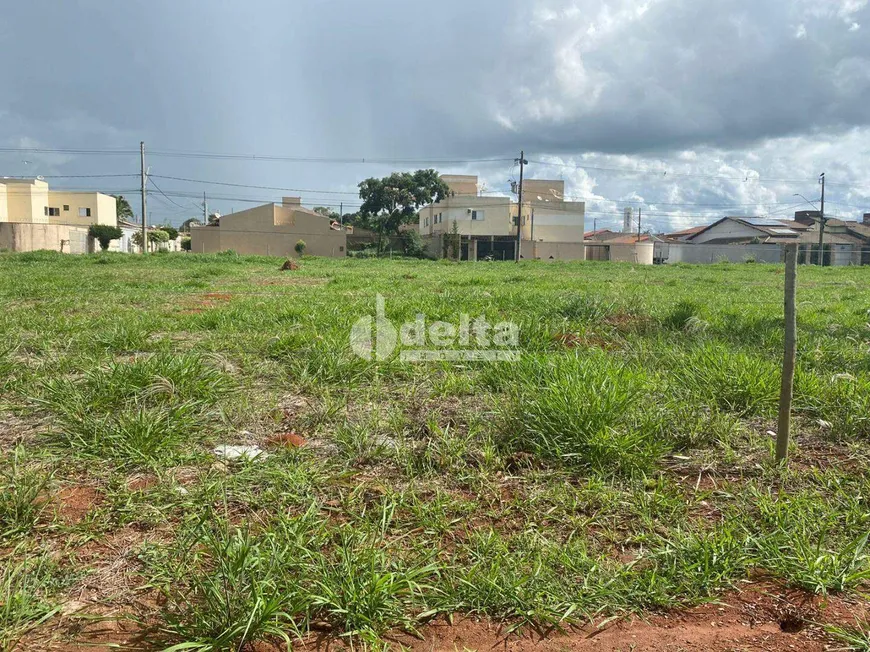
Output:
top-left (1, 251), bottom-right (869, 651)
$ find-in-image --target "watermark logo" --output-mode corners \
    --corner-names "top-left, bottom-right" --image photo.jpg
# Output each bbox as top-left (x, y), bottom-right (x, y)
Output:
top-left (350, 294), bottom-right (520, 362)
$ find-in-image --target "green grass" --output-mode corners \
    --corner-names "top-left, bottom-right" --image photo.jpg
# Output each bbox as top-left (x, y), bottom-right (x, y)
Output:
top-left (1, 251), bottom-right (869, 648)
top-left (0, 551), bottom-right (61, 652)
top-left (0, 447), bottom-right (52, 541)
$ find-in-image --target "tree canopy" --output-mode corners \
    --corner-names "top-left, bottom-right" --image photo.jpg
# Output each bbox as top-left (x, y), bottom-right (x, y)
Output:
top-left (112, 195), bottom-right (134, 221)
top-left (132, 229), bottom-right (171, 251)
top-left (159, 225), bottom-right (179, 241)
top-left (358, 170), bottom-right (449, 248)
top-left (88, 224), bottom-right (123, 251)
top-left (313, 206), bottom-right (340, 220)
top-left (180, 218), bottom-right (202, 232)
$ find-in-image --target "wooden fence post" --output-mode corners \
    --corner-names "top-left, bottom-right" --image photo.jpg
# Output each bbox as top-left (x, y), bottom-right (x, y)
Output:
top-left (776, 243), bottom-right (798, 464)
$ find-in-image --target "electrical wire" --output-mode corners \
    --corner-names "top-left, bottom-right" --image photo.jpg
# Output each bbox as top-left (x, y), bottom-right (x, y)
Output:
top-left (148, 176), bottom-right (200, 211)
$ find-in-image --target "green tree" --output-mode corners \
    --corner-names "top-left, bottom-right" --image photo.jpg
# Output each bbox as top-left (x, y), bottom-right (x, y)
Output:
top-left (313, 206), bottom-right (340, 220)
top-left (180, 218), bottom-right (202, 232)
top-left (88, 224), bottom-right (123, 251)
top-left (358, 169), bottom-right (449, 252)
top-left (112, 195), bottom-right (134, 221)
top-left (447, 219), bottom-right (461, 260)
top-left (159, 225), bottom-right (179, 241)
top-left (132, 229), bottom-right (170, 252)
top-left (400, 229), bottom-right (425, 258)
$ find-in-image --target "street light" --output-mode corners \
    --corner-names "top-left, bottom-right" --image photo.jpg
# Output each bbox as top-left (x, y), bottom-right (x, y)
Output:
top-left (792, 193), bottom-right (819, 210)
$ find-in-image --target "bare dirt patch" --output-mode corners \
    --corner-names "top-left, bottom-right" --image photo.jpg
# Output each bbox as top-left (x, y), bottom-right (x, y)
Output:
top-left (56, 485), bottom-right (103, 524)
top-left (125, 474), bottom-right (158, 492)
top-left (202, 292), bottom-right (233, 301)
top-left (400, 582), bottom-right (868, 652)
top-left (256, 277), bottom-right (329, 286)
top-left (0, 410), bottom-right (46, 451)
top-left (235, 582), bottom-right (870, 652)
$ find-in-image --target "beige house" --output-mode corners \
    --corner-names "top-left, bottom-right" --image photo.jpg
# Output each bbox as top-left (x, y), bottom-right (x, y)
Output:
top-left (418, 175), bottom-right (586, 260)
top-left (0, 177), bottom-right (118, 253)
top-left (190, 197), bottom-right (347, 257)
top-left (0, 178), bottom-right (117, 226)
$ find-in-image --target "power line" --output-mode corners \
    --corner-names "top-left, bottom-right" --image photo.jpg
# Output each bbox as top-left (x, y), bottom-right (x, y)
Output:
top-left (526, 158), bottom-right (831, 184)
top-left (146, 149), bottom-right (513, 165)
top-left (0, 147), bottom-right (138, 155)
top-left (148, 176), bottom-right (198, 211)
top-left (0, 173), bottom-right (138, 179)
top-left (150, 174), bottom-right (360, 196)
top-left (142, 176), bottom-right (862, 214)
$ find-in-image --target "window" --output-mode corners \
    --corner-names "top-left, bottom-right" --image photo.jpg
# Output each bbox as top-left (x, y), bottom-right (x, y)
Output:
top-left (63, 205), bottom-right (69, 212)
top-left (45, 206), bottom-right (60, 217)
top-left (78, 207), bottom-right (91, 217)
top-left (471, 210), bottom-right (485, 221)
top-left (424, 217), bottom-right (429, 227)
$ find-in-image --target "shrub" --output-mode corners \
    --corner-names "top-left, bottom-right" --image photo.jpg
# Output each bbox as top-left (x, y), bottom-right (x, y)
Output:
top-left (180, 236), bottom-right (191, 251)
top-left (400, 230), bottom-right (425, 258)
top-left (87, 224), bottom-right (123, 251)
top-left (295, 240), bottom-right (306, 255)
top-left (132, 229), bottom-right (170, 252)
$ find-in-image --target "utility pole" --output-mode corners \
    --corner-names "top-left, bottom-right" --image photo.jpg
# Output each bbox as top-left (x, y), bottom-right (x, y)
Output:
top-left (515, 150), bottom-right (527, 263)
top-left (340, 202), bottom-right (343, 228)
top-left (776, 243), bottom-right (798, 464)
top-left (530, 209), bottom-right (535, 260)
top-left (637, 206), bottom-right (642, 242)
top-left (202, 192), bottom-right (208, 226)
top-left (140, 141), bottom-right (147, 254)
top-left (817, 173), bottom-right (826, 266)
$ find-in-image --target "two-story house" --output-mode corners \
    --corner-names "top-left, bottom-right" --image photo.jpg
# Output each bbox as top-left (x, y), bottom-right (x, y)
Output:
top-left (418, 175), bottom-right (585, 260)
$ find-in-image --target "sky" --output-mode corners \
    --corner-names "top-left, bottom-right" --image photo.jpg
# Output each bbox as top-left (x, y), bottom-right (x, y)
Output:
top-left (2, 0), bottom-right (870, 232)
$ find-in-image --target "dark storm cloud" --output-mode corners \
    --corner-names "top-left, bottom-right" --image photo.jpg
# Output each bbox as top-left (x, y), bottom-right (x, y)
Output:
top-left (1, 0), bottom-right (869, 228)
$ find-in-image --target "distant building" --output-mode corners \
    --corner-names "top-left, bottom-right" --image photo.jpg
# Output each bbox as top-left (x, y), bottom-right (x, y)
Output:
top-left (190, 197), bottom-right (346, 257)
top-left (623, 207), bottom-right (633, 233)
top-left (680, 214), bottom-right (868, 266)
top-left (0, 177), bottom-right (118, 253)
top-left (417, 175), bottom-right (586, 261)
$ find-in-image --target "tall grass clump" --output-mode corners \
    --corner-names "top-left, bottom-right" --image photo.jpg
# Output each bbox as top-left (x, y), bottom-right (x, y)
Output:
top-left (36, 354), bottom-right (233, 468)
top-left (449, 530), bottom-right (590, 627)
top-left (499, 353), bottom-right (666, 474)
top-left (671, 343), bottom-right (780, 417)
top-left (310, 530), bottom-right (442, 643)
top-left (557, 293), bottom-right (615, 323)
top-left (0, 447), bottom-right (52, 540)
top-left (746, 487), bottom-right (870, 594)
top-left (54, 404), bottom-right (200, 468)
top-left (632, 527), bottom-right (751, 608)
top-left (0, 344), bottom-right (19, 393)
top-left (0, 552), bottom-right (60, 652)
top-left (663, 300), bottom-right (704, 331)
top-left (155, 518), bottom-right (316, 652)
top-left (795, 368), bottom-right (870, 440)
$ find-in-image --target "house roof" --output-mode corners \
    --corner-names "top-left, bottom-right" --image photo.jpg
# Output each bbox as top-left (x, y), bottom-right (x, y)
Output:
top-left (845, 222), bottom-right (870, 239)
top-left (584, 229), bottom-right (617, 239)
top-left (597, 233), bottom-right (657, 244)
top-left (686, 216), bottom-right (800, 241)
top-left (666, 225), bottom-right (705, 238)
